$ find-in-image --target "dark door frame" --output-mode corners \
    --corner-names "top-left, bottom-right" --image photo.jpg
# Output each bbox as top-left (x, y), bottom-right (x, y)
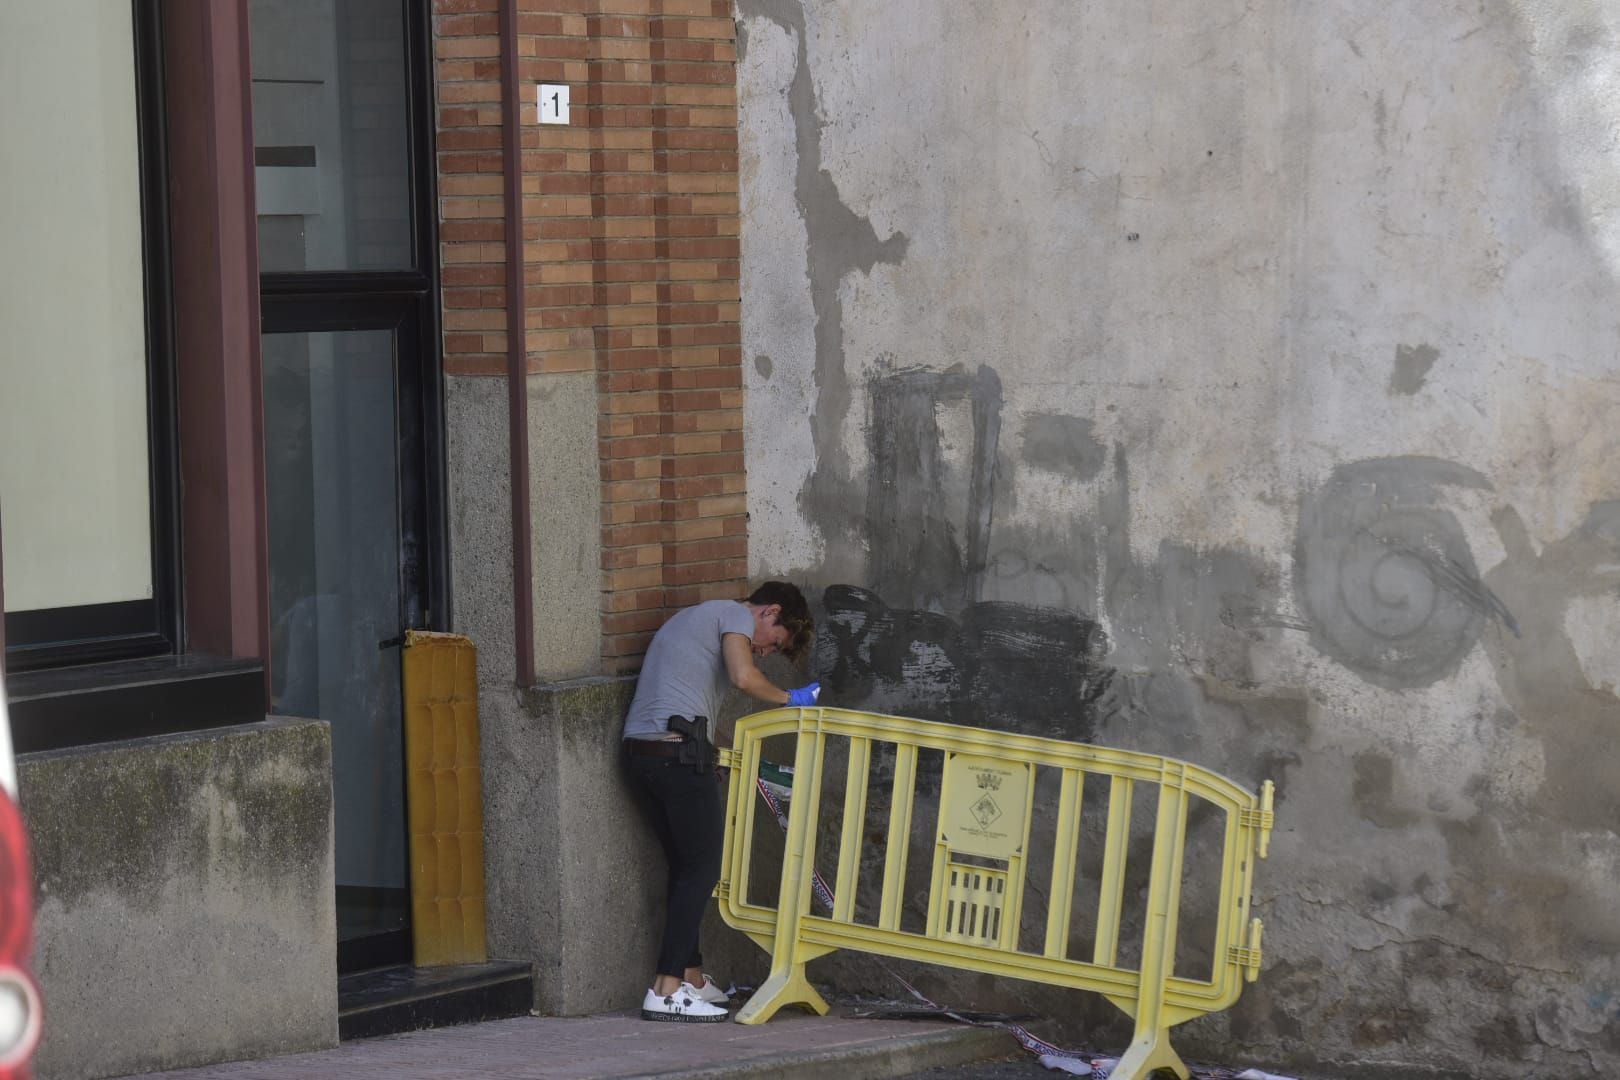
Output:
top-left (256, 0), bottom-right (445, 974)
top-left (257, 0), bottom-right (447, 629)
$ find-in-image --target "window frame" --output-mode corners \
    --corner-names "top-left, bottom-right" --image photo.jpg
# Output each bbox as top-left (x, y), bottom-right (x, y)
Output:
top-left (1, 0), bottom-right (182, 673)
top-left (255, 0), bottom-right (448, 639)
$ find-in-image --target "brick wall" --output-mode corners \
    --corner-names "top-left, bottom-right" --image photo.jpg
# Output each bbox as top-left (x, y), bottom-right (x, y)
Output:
top-left (434, 0), bottom-right (745, 675)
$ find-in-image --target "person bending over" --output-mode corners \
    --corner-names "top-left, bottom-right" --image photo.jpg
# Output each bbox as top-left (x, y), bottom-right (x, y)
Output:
top-left (622, 581), bottom-right (819, 1022)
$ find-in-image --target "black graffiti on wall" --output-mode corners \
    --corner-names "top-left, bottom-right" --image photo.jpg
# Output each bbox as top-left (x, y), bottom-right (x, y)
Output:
top-left (849, 376), bottom-right (1533, 723)
top-left (866, 365), bottom-right (1002, 611)
top-left (816, 584), bottom-right (1114, 741)
top-left (1294, 457), bottom-right (1519, 689)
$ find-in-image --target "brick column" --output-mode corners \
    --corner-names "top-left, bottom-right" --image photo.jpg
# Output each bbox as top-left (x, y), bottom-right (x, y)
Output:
top-left (435, 7), bottom-right (507, 378)
top-left (434, 0), bottom-right (744, 677)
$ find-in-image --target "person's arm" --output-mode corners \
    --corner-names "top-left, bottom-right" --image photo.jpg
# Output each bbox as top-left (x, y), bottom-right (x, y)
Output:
top-left (722, 633), bottom-right (792, 705)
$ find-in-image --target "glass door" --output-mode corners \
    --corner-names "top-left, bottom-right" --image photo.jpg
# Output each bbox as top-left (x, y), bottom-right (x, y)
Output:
top-left (261, 313), bottom-right (422, 968)
top-left (251, 0), bottom-right (443, 974)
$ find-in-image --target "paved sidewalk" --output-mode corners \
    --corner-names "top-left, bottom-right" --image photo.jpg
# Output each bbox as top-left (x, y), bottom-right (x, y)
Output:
top-left (126, 1008), bottom-right (1012, 1080)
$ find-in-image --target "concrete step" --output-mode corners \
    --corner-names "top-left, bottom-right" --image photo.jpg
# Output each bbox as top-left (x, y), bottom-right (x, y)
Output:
top-left (337, 960), bottom-right (534, 1041)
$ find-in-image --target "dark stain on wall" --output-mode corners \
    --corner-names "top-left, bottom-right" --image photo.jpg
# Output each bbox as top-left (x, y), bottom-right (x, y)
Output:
top-left (816, 584), bottom-right (1113, 741)
top-left (1020, 413), bottom-right (1106, 480)
top-left (1428, 500), bottom-right (1620, 958)
top-left (1390, 344), bottom-right (1440, 395)
top-left (1483, 501), bottom-right (1620, 834)
top-left (1295, 457), bottom-right (1516, 689)
top-left (867, 365), bottom-right (1002, 611)
top-left (1351, 751), bottom-right (1421, 828)
top-left (739, 0), bottom-right (910, 584)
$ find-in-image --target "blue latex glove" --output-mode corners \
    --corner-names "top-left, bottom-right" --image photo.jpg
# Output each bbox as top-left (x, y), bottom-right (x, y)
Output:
top-left (786, 682), bottom-right (821, 708)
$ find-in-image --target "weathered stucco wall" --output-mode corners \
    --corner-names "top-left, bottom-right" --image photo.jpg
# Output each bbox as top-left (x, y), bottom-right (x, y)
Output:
top-left (736, 1), bottom-right (1620, 1075)
top-left (20, 719), bottom-right (336, 1079)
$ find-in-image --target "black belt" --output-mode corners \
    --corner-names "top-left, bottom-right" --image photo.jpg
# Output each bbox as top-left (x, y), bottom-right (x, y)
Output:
top-left (625, 739), bottom-right (684, 758)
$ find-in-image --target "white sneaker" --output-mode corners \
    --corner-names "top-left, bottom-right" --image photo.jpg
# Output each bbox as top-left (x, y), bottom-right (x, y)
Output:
top-left (691, 974), bottom-right (730, 1005)
top-left (641, 984), bottom-right (728, 1023)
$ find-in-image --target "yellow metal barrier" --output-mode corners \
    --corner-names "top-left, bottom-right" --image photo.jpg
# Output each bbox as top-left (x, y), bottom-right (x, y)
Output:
top-left (717, 707), bottom-right (1274, 1080)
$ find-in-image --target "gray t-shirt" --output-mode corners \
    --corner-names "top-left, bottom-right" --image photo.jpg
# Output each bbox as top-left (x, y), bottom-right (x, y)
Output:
top-left (622, 600), bottom-right (755, 739)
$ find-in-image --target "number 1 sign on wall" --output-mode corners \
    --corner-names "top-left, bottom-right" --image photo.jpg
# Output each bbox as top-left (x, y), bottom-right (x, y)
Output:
top-left (539, 84), bottom-right (570, 124)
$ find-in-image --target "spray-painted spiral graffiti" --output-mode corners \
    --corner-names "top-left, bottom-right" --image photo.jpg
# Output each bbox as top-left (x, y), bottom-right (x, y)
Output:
top-left (1295, 457), bottom-right (1517, 689)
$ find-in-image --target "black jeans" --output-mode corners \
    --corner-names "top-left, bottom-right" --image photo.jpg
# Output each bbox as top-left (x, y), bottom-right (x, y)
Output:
top-left (625, 751), bottom-right (725, 979)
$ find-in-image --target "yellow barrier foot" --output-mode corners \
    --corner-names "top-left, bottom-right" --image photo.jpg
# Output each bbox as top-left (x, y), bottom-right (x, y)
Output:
top-left (1108, 1028), bottom-right (1189, 1080)
top-left (732, 968), bottom-right (829, 1025)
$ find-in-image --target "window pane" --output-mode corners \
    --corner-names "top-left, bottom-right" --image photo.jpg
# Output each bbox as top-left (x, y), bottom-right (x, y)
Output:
top-left (263, 330), bottom-right (407, 922)
top-left (0, 2), bottom-right (153, 612)
top-left (250, 0), bottom-right (414, 272)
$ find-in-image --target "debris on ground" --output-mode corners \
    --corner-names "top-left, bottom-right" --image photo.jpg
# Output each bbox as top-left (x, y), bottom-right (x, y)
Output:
top-left (1081, 1059), bottom-right (1299, 1080)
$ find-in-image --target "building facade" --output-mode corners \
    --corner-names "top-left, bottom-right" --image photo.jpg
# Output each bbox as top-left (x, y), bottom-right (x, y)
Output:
top-left (4, 2), bottom-right (1620, 1079)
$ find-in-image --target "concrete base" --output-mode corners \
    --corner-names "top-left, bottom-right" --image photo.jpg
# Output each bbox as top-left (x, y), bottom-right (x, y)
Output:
top-left (480, 675), bottom-right (766, 1016)
top-left (18, 718), bottom-right (337, 1080)
top-left (480, 676), bottom-right (659, 1015)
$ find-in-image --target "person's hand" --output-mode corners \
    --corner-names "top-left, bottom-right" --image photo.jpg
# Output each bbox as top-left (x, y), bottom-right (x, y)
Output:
top-left (786, 682), bottom-right (821, 707)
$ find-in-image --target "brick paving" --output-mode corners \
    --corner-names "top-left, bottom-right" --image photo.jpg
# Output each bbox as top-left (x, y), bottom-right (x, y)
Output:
top-left (125, 1009), bottom-right (1007, 1080)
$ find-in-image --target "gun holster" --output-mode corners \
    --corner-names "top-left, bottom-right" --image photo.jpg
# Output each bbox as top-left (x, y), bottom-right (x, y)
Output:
top-left (667, 715), bottom-right (717, 775)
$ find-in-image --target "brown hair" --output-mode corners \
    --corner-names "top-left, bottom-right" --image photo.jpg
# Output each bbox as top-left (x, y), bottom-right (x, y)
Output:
top-left (746, 581), bottom-right (814, 660)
